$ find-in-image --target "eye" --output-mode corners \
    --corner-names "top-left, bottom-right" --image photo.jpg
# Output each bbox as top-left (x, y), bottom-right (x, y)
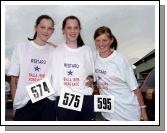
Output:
top-left (40, 26), bottom-right (45, 29)
top-left (48, 27), bottom-right (54, 31)
top-left (66, 26), bottom-right (72, 30)
top-left (74, 26), bottom-right (79, 30)
top-left (95, 40), bottom-right (100, 43)
top-left (102, 39), bottom-right (108, 42)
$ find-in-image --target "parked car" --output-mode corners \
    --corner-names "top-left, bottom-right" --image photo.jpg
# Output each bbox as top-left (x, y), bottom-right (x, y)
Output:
top-left (137, 79), bottom-right (145, 88)
top-left (140, 68), bottom-right (155, 121)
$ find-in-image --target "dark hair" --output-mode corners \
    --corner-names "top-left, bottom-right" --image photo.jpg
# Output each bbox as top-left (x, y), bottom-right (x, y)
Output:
top-left (94, 26), bottom-right (118, 50)
top-left (62, 15), bottom-right (84, 47)
top-left (28, 15), bottom-right (55, 41)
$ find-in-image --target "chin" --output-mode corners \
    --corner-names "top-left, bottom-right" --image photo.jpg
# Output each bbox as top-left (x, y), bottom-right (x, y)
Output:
top-left (42, 38), bottom-right (49, 42)
top-left (99, 50), bottom-right (106, 53)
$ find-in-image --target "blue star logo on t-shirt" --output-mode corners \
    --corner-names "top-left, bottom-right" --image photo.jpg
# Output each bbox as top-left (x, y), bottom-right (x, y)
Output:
top-left (67, 70), bottom-right (73, 76)
top-left (34, 66), bottom-right (40, 72)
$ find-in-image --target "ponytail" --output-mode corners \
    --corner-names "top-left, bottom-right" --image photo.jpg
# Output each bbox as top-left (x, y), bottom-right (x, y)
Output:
top-left (77, 34), bottom-right (84, 47)
top-left (111, 35), bottom-right (117, 50)
top-left (27, 32), bottom-right (37, 41)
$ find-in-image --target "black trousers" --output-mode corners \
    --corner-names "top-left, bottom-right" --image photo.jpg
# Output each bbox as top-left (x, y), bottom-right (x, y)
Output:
top-left (56, 95), bottom-right (95, 121)
top-left (14, 98), bottom-right (56, 121)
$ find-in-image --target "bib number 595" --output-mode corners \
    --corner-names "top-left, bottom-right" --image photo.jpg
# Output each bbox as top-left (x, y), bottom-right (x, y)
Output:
top-left (94, 95), bottom-right (114, 112)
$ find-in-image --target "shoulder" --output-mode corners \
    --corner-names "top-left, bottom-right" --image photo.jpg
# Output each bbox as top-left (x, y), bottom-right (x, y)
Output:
top-left (115, 51), bottom-right (132, 70)
top-left (114, 51), bottom-right (126, 60)
top-left (50, 44), bottom-right (64, 56)
top-left (79, 45), bottom-right (93, 54)
top-left (82, 45), bottom-right (91, 50)
top-left (113, 51), bottom-right (129, 65)
top-left (13, 41), bottom-right (29, 52)
top-left (47, 42), bottom-right (58, 49)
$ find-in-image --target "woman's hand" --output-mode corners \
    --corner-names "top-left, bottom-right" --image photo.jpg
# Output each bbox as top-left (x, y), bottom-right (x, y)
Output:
top-left (140, 108), bottom-right (149, 121)
top-left (85, 75), bottom-right (94, 88)
top-left (85, 75), bottom-right (100, 95)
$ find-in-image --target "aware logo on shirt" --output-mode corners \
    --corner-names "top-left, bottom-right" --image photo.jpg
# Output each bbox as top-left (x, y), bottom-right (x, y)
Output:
top-left (28, 58), bottom-right (47, 82)
top-left (64, 63), bottom-right (80, 87)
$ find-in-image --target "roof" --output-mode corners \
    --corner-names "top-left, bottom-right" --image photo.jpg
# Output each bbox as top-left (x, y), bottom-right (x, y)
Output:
top-left (134, 49), bottom-right (155, 65)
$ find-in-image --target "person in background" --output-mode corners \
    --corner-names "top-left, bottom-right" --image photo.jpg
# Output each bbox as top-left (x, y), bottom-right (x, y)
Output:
top-left (8, 15), bottom-right (57, 121)
top-left (93, 26), bottom-right (148, 121)
top-left (46, 15), bottom-right (95, 121)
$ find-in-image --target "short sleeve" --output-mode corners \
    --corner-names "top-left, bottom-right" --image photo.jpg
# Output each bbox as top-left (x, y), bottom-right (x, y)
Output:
top-left (122, 56), bottom-right (138, 91)
top-left (45, 51), bottom-right (54, 82)
top-left (8, 45), bottom-right (20, 76)
top-left (87, 46), bottom-right (96, 82)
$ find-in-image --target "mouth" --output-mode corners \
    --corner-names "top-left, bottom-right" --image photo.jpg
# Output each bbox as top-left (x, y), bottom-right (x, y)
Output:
top-left (69, 34), bottom-right (77, 37)
top-left (99, 46), bottom-right (105, 49)
top-left (42, 34), bottom-right (49, 37)
top-left (99, 46), bottom-right (106, 50)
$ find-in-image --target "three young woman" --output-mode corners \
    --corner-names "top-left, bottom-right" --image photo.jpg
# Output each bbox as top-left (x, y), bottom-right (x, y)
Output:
top-left (9, 14), bottom-right (148, 121)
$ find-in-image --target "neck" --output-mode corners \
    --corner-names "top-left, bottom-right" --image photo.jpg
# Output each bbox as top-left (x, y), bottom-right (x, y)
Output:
top-left (34, 38), bottom-right (46, 46)
top-left (100, 50), bottom-right (113, 58)
top-left (66, 41), bottom-right (77, 49)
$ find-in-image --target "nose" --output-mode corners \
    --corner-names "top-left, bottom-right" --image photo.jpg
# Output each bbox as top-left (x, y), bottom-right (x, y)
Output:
top-left (70, 28), bottom-right (76, 33)
top-left (43, 28), bottom-right (50, 34)
top-left (98, 40), bottom-right (103, 46)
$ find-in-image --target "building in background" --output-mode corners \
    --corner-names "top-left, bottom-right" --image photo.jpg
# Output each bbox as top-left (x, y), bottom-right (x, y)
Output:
top-left (134, 49), bottom-right (155, 80)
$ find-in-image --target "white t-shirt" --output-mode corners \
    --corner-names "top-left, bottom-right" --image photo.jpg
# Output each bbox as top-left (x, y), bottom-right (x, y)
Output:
top-left (95, 50), bottom-right (140, 121)
top-left (8, 41), bottom-right (56, 110)
top-left (46, 43), bottom-right (95, 96)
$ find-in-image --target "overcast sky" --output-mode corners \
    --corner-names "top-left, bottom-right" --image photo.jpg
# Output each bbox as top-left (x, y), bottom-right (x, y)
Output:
top-left (5, 5), bottom-right (155, 73)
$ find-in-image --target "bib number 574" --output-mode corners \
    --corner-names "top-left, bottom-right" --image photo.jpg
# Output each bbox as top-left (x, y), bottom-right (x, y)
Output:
top-left (26, 78), bottom-right (55, 103)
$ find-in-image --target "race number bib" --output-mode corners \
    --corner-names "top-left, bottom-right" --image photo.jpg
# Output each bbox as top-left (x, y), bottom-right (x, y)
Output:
top-left (94, 95), bottom-right (114, 112)
top-left (26, 78), bottom-right (55, 103)
top-left (58, 88), bottom-right (84, 112)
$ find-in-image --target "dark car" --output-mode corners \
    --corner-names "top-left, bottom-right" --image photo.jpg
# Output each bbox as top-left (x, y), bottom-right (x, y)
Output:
top-left (140, 68), bottom-right (155, 121)
top-left (137, 79), bottom-right (145, 88)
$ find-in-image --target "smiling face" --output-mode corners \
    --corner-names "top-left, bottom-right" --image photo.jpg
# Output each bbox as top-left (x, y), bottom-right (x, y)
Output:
top-left (35, 18), bottom-right (54, 44)
top-left (63, 19), bottom-right (80, 44)
top-left (95, 33), bottom-right (113, 57)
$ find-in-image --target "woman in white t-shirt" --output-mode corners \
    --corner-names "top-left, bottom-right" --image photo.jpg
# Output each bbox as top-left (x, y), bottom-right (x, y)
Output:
top-left (93, 26), bottom-right (148, 121)
top-left (47, 16), bottom-right (95, 121)
top-left (8, 15), bottom-right (57, 121)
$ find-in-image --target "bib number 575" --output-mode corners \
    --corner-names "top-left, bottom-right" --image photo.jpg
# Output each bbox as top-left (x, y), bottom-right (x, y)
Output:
top-left (63, 92), bottom-right (80, 108)
top-left (58, 89), bottom-right (84, 112)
